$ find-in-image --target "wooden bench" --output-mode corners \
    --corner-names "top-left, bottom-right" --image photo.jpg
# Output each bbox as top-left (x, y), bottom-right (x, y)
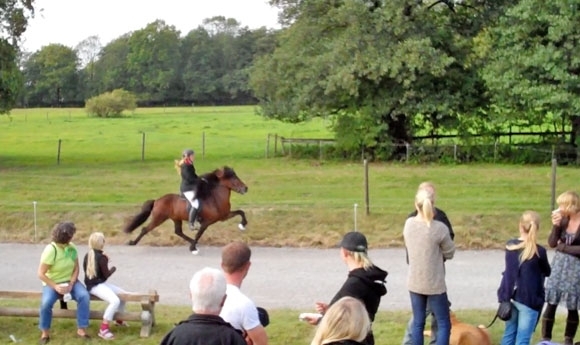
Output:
top-left (0, 290), bottom-right (159, 338)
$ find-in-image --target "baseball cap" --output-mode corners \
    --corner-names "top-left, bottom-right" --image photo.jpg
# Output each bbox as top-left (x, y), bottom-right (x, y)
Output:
top-left (340, 231), bottom-right (368, 252)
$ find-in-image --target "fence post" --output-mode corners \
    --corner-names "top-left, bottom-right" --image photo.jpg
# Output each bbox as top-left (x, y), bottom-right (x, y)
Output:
top-left (454, 144), bottom-right (457, 162)
top-left (56, 139), bottom-right (62, 165)
top-left (274, 134), bottom-right (278, 155)
top-left (141, 132), bottom-right (146, 161)
top-left (266, 134), bottom-right (270, 158)
top-left (494, 140), bottom-right (498, 163)
top-left (202, 132), bottom-right (206, 159)
top-left (33, 201), bottom-right (38, 242)
top-left (364, 159), bottom-right (370, 215)
top-left (405, 143), bottom-right (410, 162)
top-left (319, 140), bottom-right (322, 160)
top-left (551, 158), bottom-right (557, 211)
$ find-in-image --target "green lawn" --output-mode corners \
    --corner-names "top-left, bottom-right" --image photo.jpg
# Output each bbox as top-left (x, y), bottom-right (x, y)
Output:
top-left (1, 107), bottom-right (578, 250)
top-left (0, 301), bottom-right (558, 345)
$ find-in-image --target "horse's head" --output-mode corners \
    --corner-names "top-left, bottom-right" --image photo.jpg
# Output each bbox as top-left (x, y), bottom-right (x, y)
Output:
top-left (215, 166), bottom-right (248, 195)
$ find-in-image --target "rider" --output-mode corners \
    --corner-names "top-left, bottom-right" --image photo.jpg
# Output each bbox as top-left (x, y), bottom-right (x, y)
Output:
top-left (177, 149), bottom-right (200, 230)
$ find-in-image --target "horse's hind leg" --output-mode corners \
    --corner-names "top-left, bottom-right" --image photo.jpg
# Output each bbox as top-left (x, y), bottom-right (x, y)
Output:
top-left (128, 216), bottom-right (167, 245)
top-left (172, 220), bottom-right (199, 254)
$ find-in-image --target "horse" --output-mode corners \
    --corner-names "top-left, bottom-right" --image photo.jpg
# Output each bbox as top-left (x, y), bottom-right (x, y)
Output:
top-left (123, 166), bottom-right (248, 254)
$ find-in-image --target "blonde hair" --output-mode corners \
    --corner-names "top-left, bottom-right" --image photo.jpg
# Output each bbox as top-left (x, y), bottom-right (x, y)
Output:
top-left (557, 191), bottom-right (580, 215)
top-left (415, 188), bottom-right (435, 226)
top-left (418, 181), bottom-right (436, 201)
top-left (506, 211), bottom-right (540, 262)
top-left (311, 296), bottom-right (371, 345)
top-left (344, 250), bottom-right (373, 270)
top-left (86, 232), bottom-right (106, 279)
top-left (174, 159), bottom-right (186, 175)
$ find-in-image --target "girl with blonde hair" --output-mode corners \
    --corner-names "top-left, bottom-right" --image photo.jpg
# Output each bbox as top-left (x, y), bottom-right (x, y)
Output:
top-left (498, 211), bottom-right (551, 345)
top-left (303, 231), bottom-right (387, 345)
top-left (83, 232), bottom-right (129, 340)
top-left (311, 296), bottom-right (371, 345)
top-left (542, 191), bottom-right (580, 345)
top-left (403, 188), bottom-right (455, 345)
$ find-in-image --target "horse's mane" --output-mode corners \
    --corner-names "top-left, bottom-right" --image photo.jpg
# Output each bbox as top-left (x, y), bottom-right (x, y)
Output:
top-left (196, 166), bottom-right (236, 200)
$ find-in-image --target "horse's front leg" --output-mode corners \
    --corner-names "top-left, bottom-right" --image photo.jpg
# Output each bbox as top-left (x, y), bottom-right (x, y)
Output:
top-left (227, 210), bottom-right (247, 231)
top-left (172, 220), bottom-right (198, 254)
top-left (189, 224), bottom-right (209, 255)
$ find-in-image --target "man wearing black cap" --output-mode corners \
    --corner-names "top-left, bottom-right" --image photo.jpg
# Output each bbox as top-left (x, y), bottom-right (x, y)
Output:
top-left (304, 231), bottom-right (387, 345)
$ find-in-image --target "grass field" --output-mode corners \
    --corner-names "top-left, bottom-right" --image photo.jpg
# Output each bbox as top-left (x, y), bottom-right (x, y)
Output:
top-left (1, 106), bottom-right (578, 250)
top-left (0, 301), bottom-right (562, 345)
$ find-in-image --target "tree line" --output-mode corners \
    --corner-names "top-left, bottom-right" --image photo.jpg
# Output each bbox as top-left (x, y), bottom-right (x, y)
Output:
top-left (17, 17), bottom-right (277, 107)
top-left (2, 0), bottom-right (580, 160)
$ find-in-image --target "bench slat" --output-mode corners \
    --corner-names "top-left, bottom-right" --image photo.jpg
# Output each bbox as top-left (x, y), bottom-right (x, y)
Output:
top-left (0, 307), bottom-right (148, 322)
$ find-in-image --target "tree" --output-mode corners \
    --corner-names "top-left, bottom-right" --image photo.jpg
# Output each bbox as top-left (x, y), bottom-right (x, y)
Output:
top-left (252, 0), bottom-right (495, 159)
top-left (482, 0), bottom-right (580, 144)
top-left (76, 35), bottom-right (102, 99)
top-left (0, 0), bottom-right (35, 113)
top-left (22, 44), bottom-right (80, 106)
top-left (92, 34), bottom-right (131, 94)
top-left (126, 20), bottom-right (182, 104)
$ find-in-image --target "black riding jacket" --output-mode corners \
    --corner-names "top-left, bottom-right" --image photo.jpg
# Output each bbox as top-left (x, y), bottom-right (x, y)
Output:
top-left (180, 160), bottom-right (199, 193)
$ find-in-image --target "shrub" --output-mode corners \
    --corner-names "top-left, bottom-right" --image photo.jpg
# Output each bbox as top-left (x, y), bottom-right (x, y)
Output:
top-left (85, 89), bottom-right (137, 118)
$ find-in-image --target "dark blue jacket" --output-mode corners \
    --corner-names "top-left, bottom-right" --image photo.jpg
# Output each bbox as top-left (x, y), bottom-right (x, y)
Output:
top-left (180, 160), bottom-right (198, 193)
top-left (497, 239), bottom-right (551, 311)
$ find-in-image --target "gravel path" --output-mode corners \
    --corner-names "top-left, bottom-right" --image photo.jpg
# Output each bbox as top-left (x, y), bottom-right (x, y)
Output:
top-left (2, 243), bottom-right (547, 311)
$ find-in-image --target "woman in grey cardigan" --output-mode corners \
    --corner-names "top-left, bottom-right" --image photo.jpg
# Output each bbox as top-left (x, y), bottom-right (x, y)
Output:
top-left (403, 188), bottom-right (455, 345)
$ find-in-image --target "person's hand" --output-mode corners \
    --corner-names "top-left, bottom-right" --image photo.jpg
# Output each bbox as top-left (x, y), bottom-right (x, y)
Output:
top-left (557, 242), bottom-right (567, 252)
top-left (55, 284), bottom-right (69, 294)
top-left (304, 315), bottom-right (321, 326)
top-left (244, 333), bottom-right (253, 345)
top-left (315, 302), bottom-right (328, 314)
top-left (552, 210), bottom-right (563, 226)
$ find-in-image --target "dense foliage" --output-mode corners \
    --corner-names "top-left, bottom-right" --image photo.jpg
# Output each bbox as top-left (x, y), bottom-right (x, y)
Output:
top-left (0, 0), bottom-right (34, 114)
top-left (3, 1), bottom-right (580, 160)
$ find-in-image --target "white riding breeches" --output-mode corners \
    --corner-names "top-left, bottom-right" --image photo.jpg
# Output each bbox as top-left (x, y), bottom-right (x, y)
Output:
top-left (183, 191), bottom-right (199, 208)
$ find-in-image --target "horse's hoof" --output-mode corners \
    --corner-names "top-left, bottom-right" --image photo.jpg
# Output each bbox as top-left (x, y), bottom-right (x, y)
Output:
top-left (191, 249), bottom-right (199, 255)
top-left (238, 224), bottom-right (246, 231)
top-left (127, 240), bottom-right (136, 246)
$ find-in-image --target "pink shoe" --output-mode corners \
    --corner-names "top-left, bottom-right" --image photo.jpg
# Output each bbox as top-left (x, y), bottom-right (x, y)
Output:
top-left (98, 329), bottom-right (114, 340)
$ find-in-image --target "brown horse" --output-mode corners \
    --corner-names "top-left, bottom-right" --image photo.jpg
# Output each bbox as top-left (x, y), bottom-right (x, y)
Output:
top-left (123, 166), bottom-right (248, 254)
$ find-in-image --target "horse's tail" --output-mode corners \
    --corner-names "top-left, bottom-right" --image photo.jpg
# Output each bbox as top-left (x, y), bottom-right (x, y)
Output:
top-left (123, 200), bottom-right (155, 233)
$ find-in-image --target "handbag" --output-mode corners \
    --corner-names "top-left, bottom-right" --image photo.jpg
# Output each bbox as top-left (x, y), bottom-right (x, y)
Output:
top-left (496, 301), bottom-right (513, 321)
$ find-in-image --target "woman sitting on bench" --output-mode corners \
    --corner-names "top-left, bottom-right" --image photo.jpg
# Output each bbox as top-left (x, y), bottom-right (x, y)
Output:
top-left (37, 221), bottom-right (91, 344)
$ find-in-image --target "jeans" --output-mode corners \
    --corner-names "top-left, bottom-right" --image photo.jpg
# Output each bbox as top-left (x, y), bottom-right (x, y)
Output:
top-left (409, 291), bottom-right (450, 345)
top-left (500, 300), bottom-right (539, 345)
top-left (402, 309), bottom-right (438, 345)
top-left (39, 281), bottom-right (90, 330)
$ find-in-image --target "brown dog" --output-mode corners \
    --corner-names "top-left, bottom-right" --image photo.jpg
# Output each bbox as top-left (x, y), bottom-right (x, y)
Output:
top-left (424, 312), bottom-right (492, 345)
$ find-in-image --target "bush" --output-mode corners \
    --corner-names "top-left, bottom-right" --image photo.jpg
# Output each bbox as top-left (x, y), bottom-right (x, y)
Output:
top-left (85, 89), bottom-right (137, 118)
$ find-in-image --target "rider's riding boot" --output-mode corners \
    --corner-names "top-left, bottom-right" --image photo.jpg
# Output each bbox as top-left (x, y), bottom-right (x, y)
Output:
top-left (188, 207), bottom-right (199, 230)
top-left (542, 317), bottom-right (554, 341)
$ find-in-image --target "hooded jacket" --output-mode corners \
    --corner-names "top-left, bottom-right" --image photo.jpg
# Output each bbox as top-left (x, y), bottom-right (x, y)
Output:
top-left (329, 265), bottom-right (388, 322)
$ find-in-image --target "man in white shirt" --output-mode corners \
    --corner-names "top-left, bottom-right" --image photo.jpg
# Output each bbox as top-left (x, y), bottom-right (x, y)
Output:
top-left (219, 242), bottom-right (269, 345)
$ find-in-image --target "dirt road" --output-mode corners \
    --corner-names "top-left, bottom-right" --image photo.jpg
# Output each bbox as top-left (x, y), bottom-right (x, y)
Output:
top-left (1, 243), bottom-right (536, 311)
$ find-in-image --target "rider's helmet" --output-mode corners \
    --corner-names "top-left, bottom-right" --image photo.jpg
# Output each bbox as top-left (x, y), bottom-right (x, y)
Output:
top-left (182, 149), bottom-right (195, 157)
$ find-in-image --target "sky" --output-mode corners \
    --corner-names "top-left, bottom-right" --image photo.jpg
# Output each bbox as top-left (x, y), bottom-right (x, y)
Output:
top-left (21, 0), bottom-right (281, 52)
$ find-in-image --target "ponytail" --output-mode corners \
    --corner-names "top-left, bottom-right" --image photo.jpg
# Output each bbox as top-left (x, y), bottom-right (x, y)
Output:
top-left (507, 211), bottom-right (540, 262)
top-left (415, 189), bottom-right (435, 227)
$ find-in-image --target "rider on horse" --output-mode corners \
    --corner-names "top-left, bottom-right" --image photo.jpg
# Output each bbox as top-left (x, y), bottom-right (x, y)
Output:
top-left (177, 149), bottom-right (200, 230)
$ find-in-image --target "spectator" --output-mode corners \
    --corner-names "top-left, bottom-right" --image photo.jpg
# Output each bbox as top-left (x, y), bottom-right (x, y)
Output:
top-left (303, 231), bottom-right (387, 345)
top-left (542, 191), bottom-right (580, 345)
top-left (404, 188), bottom-right (455, 345)
top-left (37, 221), bottom-right (91, 344)
top-left (311, 296), bottom-right (371, 345)
top-left (160, 267), bottom-right (246, 345)
top-left (402, 181), bottom-right (454, 345)
top-left (498, 211), bottom-right (551, 345)
top-left (83, 232), bottom-right (130, 340)
top-left (220, 242), bottom-right (269, 345)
